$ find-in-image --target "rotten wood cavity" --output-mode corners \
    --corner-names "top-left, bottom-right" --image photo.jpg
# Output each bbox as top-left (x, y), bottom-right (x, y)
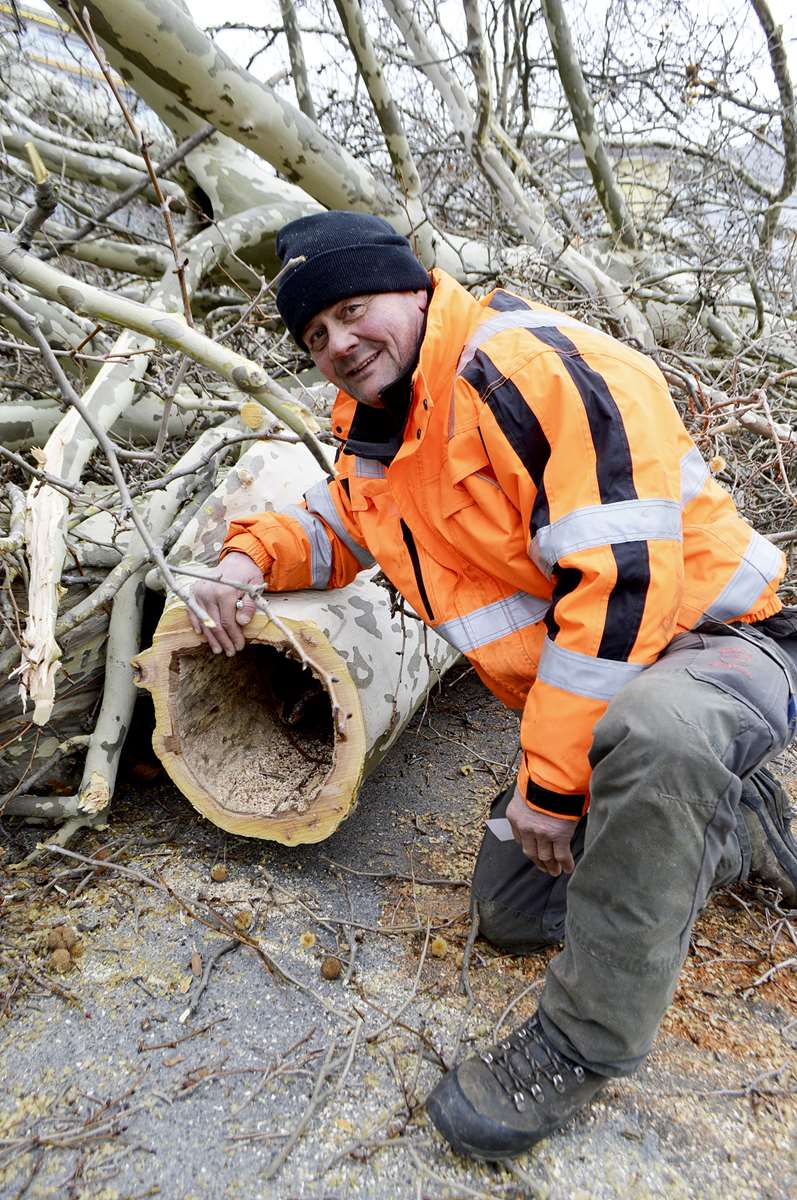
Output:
top-left (133, 604), bottom-right (366, 844)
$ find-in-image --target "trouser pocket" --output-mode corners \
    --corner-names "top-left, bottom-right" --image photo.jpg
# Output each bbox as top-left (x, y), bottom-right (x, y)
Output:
top-left (689, 623), bottom-right (796, 765)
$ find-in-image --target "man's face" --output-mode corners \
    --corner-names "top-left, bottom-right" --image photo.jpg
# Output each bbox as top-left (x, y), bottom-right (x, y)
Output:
top-left (303, 289), bottom-right (429, 407)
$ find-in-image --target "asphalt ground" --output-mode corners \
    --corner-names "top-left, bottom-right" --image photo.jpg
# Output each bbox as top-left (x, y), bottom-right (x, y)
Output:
top-left (0, 669), bottom-right (795, 1199)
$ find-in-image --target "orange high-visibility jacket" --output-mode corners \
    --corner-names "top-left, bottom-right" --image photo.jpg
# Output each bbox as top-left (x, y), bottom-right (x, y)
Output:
top-left (224, 270), bottom-right (785, 818)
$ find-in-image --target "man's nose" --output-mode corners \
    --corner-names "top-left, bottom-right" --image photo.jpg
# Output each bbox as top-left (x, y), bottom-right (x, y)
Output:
top-left (327, 321), bottom-right (358, 358)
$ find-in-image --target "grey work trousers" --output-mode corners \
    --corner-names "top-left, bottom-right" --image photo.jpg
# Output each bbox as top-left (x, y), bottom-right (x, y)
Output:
top-left (471, 623), bottom-right (797, 1077)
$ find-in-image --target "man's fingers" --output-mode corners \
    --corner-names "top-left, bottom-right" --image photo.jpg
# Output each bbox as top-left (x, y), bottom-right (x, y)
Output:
top-left (554, 842), bottom-right (576, 874)
top-left (202, 598), bottom-right (235, 655)
top-left (186, 553), bottom-right (263, 655)
top-left (506, 787), bottom-right (576, 877)
top-left (199, 608), bottom-right (224, 655)
top-left (524, 836), bottom-right (562, 877)
top-left (235, 596), bottom-right (255, 625)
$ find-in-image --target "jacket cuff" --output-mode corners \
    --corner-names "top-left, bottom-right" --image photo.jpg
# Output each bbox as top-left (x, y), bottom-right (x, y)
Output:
top-left (517, 758), bottom-right (587, 820)
top-left (525, 781), bottom-right (586, 820)
top-left (220, 533), bottom-right (274, 577)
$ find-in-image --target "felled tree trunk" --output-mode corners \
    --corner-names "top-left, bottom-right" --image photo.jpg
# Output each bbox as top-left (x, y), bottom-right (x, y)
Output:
top-left (0, 598), bottom-right (109, 797)
top-left (133, 441), bottom-right (459, 844)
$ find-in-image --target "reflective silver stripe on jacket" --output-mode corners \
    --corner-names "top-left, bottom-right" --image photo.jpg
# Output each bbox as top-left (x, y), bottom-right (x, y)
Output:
top-left (282, 505), bottom-right (332, 589)
top-left (530, 499), bottom-right (682, 576)
top-left (304, 478), bottom-right (376, 569)
top-left (703, 529), bottom-right (784, 623)
top-left (457, 309), bottom-right (600, 376)
top-left (355, 457), bottom-right (386, 478)
top-left (680, 447), bottom-right (710, 506)
top-left (434, 591), bottom-right (550, 653)
top-left (538, 638), bottom-right (645, 700)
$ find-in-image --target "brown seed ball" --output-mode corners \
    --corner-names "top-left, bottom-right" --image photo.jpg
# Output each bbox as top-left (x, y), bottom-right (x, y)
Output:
top-left (51, 948), bottom-right (71, 973)
top-left (234, 910), bottom-right (252, 932)
top-left (46, 928), bottom-right (64, 950)
top-left (429, 936), bottom-right (448, 958)
top-left (69, 941), bottom-right (84, 959)
top-left (320, 956), bottom-right (342, 981)
top-left (60, 926), bottom-right (79, 950)
top-left (210, 864), bottom-right (228, 882)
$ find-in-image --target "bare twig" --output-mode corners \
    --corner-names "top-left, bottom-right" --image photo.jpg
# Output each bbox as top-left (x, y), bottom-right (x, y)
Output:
top-left (178, 940), bottom-right (241, 1024)
top-left (0, 292), bottom-right (213, 629)
top-left (459, 901), bottom-right (480, 1004)
top-left (139, 1018), bottom-right (229, 1052)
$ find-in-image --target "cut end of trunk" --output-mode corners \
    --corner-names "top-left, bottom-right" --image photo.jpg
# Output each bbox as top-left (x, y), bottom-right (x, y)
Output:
top-left (133, 604), bottom-right (365, 843)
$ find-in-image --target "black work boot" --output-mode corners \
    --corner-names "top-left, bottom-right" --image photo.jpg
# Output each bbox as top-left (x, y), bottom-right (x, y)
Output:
top-left (425, 1015), bottom-right (606, 1161)
top-left (740, 766), bottom-right (797, 905)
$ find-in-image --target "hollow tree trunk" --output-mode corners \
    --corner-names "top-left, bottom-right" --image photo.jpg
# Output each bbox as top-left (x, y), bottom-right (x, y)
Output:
top-left (133, 440), bottom-right (459, 844)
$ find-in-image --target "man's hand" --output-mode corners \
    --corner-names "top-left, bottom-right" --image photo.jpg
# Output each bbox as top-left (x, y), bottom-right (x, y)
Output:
top-left (506, 786), bottom-right (577, 877)
top-left (188, 551), bottom-right (264, 656)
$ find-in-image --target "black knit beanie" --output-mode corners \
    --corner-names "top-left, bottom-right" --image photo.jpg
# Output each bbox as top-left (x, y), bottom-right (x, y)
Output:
top-left (275, 211), bottom-right (430, 348)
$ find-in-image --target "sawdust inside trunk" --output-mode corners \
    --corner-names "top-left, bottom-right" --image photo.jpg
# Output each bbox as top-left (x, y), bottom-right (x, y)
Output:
top-left (173, 644), bottom-right (334, 817)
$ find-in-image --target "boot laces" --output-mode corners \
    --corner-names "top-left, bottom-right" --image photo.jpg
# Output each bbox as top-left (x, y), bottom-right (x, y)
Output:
top-left (480, 1017), bottom-right (585, 1113)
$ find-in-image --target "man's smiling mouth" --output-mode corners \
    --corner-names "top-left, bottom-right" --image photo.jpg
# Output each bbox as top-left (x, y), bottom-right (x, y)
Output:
top-left (346, 350), bottom-right (380, 377)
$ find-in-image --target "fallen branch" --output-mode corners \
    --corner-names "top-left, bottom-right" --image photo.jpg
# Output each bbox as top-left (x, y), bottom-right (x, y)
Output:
top-left (41, 123), bottom-right (215, 257)
top-left (260, 1019), bottom-right (362, 1180)
top-left (35, 845), bottom-right (355, 1022)
top-left (0, 232), bottom-right (329, 472)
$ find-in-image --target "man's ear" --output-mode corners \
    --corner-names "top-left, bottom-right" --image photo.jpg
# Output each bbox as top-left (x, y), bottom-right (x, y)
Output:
top-left (414, 287), bottom-right (430, 312)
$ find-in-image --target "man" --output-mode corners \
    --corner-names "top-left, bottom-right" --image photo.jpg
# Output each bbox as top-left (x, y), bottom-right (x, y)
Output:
top-left (191, 211), bottom-right (797, 1161)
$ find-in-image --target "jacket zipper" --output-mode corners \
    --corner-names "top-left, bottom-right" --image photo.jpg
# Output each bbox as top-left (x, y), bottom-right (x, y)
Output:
top-left (400, 519), bottom-right (435, 621)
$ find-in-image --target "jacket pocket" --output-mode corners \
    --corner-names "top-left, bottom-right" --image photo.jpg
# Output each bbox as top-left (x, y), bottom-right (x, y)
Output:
top-left (441, 427), bottom-right (493, 518)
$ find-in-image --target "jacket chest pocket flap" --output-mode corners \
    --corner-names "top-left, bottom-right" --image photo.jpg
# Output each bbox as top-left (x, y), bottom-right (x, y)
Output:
top-left (441, 427), bottom-right (494, 517)
top-left (347, 474), bottom-right (389, 513)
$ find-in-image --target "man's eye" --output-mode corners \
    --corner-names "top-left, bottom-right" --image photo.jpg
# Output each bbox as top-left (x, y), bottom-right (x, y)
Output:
top-left (344, 302), bottom-right (364, 318)
top-left (307, 329), bottom-right (326, 348)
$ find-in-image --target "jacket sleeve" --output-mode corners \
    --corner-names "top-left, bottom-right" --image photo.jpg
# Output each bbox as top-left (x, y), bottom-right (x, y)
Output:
top-left (222, 475), bottom-right (375, 591)
top-left (477, 341), bottom-right (686, 819)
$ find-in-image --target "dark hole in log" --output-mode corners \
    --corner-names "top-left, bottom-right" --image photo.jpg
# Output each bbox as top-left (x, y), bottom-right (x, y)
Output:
top-left (172, 643), bottom-right (334, 818)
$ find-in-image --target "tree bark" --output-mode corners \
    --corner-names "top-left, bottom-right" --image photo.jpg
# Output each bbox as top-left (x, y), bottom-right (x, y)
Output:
top-left (540, 0), bottom-right (640, 249)
top-left (332, 0), bottom-right (422, 199)
top-left (750, 0), bottom-right (797, 249)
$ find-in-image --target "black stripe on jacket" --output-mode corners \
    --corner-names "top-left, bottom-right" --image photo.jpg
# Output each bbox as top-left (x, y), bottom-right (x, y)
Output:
top-left (460, 350), bottom-right (550, 533)
top-left (486, 291), bottom-right (650, 661)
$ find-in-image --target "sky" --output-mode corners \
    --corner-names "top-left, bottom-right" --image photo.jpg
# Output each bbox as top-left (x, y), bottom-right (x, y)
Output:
top-left (15, 0), bottom-right (797, 77)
